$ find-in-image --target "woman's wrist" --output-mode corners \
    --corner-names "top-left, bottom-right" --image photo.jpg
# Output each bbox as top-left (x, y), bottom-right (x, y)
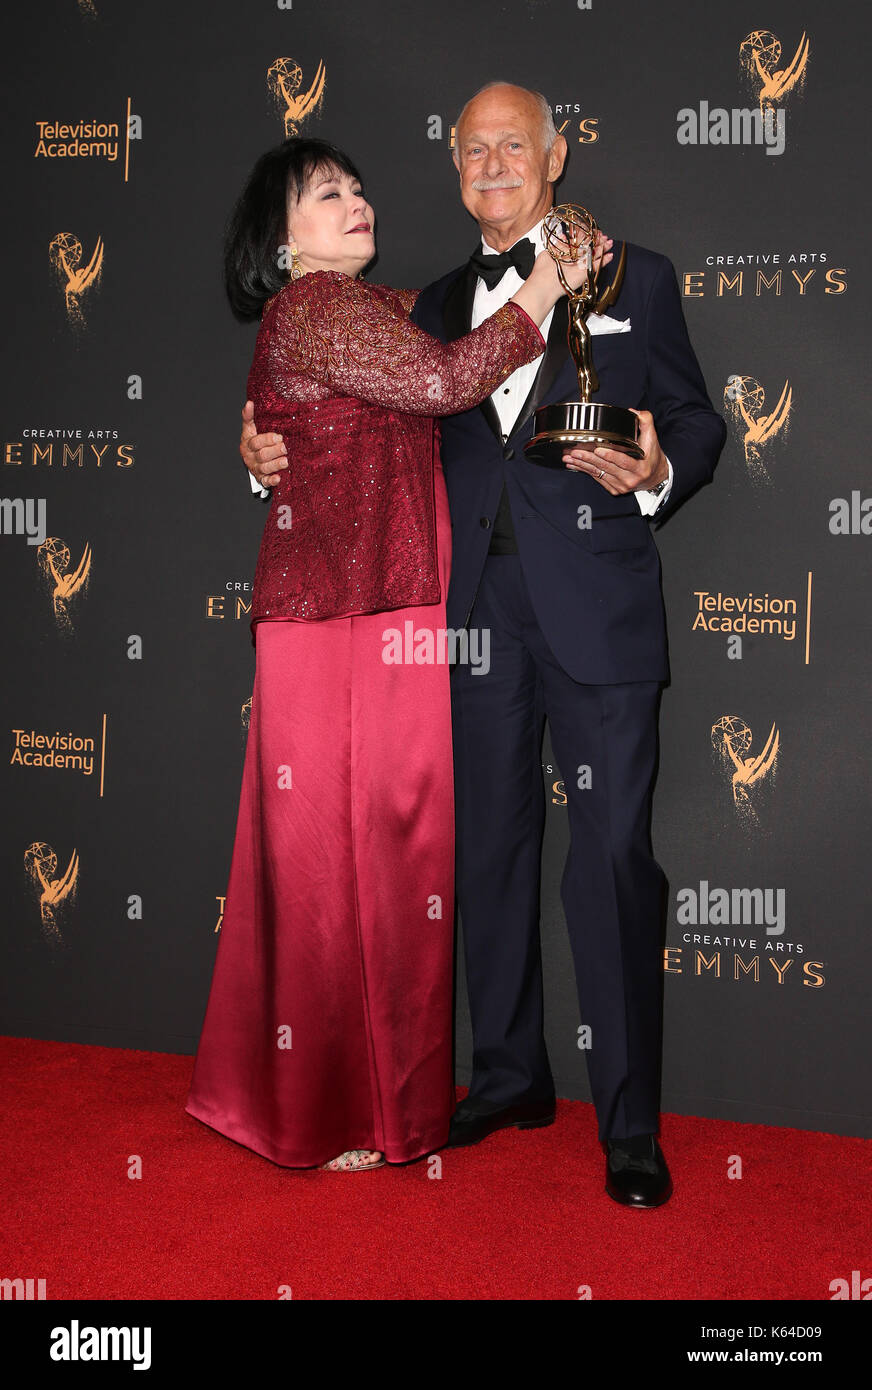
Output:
top-left (503, 299), bottom-right (546, 348)
top-left (509, 282), bottom-right (554, 327)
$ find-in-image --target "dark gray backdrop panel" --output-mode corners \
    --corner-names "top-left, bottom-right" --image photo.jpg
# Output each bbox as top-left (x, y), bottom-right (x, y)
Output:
top-left (1, 0), bottom-right (869, 1135)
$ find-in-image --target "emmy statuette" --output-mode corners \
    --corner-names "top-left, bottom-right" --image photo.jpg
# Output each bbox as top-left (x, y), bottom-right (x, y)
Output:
top-left (524, 204), bottom-right (643, 468)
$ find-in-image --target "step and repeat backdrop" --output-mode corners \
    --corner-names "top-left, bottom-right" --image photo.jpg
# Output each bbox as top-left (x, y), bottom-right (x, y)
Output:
top-left (1, 0), bottom-right (869, 1136)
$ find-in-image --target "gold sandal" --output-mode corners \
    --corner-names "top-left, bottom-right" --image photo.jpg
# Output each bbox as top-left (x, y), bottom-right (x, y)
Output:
top-left (322, 1149), bottom-right (385, 1172)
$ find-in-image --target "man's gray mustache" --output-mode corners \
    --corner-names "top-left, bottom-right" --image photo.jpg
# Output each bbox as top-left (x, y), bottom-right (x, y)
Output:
top-left (470, 178), bottom-right (524, 190)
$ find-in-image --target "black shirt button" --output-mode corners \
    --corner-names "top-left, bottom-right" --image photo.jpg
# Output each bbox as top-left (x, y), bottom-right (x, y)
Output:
top-left (479, 516), bottom-right (491, 529)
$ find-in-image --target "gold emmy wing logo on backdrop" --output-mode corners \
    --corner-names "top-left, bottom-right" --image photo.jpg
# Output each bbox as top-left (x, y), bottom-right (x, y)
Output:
top-left (739, 30), bottom-right (810, 114)
top-left (711, 715), bottom-right (779, 817)
top-left (36, 536), bottom-right (92, 631)
top-left (724, 374), bottom-right (792, 480)
top-left (24, 841), bottom-right (79, 938)
top-left (240, 696), bottom-right (252, 730)
top-left (48, 232), bottom-right (104, 325)
top-left (267, 58), bottom-right (326, 137)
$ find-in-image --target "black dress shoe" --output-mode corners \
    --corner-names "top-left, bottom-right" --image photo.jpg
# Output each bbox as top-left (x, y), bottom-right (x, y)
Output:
top-left (446, 1096), bottom-right (556, 1148)
top-left (605, 1135), bottom-right (673, 1207)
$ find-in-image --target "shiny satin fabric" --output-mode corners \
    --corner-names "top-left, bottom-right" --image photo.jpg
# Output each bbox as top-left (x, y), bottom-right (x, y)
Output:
top-left (185, 467), bottom-right (455, 1166)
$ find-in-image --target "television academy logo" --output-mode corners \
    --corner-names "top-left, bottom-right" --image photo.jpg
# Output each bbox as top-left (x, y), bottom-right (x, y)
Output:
top-left (24, 841), bottom-right (79, 939)
top-left (9, 716), bottom-right (108, 792)
top-left (691, 586), bottom-right (808, 651)
top-left (36, 536), bottom-right (92, 631)
top-left (724, 374), bottom-right (792, 482)
top-left (49, 233), bottom-right (104, 325)
top-left (711, 715), bottom-right (779, 817)
top-left (676, 29), bottom-right (810, 156)
top-left (34, 98), bottom-right (139, 181)
top-left (267, 58), bottom-right (326, 137)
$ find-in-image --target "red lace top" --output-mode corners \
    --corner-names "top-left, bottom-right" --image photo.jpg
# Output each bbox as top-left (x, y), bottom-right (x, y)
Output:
top-left (246, 269), bottom-right (544, 623)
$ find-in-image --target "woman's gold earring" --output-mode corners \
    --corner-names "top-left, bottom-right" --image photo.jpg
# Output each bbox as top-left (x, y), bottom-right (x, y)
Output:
top-left (290, 246), bottom-right (303, 280)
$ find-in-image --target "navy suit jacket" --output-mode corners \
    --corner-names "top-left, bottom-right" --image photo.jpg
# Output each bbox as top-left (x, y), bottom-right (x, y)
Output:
top-left (412, 240), bottom-right (726, 683)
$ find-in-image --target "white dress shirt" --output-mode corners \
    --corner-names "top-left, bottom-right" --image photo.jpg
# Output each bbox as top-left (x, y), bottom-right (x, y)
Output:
top-left (471, 218), bottom-right (672, 515)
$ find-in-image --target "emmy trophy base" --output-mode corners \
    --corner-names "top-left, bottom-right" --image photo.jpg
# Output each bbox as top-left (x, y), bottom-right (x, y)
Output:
top-left (525, 401), bottom-right (644, 468)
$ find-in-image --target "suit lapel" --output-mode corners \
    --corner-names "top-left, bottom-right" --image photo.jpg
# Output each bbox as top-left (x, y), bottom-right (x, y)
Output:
top-left (510, 295), bottom-right (570, 439)
top-left (443, 262), bottom-right (507, 445)
top-left (442, 257), bottom-right (593, 444)
top-left (442, 262), bottom-right (477, 343)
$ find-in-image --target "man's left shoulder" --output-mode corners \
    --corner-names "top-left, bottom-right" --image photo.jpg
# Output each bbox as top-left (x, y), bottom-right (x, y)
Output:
top-left (619, 239), bottom-right (674, 287)
top-left (601, 240), bottom-right (680, 325)
top-left (411, 263), bottom-right (468, 331)
top-left (415, 264), bottom-right (466, 306)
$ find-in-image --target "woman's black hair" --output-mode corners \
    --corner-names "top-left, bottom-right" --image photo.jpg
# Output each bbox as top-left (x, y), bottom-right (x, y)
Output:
top-left (224, 137), bottom-right (364, 321)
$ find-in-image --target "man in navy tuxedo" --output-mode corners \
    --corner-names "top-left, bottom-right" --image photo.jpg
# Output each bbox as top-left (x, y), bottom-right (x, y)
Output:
top-left (241, 82), bottom-right (726, 1205)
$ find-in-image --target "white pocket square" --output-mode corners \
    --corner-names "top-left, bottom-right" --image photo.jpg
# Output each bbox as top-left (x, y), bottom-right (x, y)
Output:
top-left (587, 313), bottom-right (631, 335)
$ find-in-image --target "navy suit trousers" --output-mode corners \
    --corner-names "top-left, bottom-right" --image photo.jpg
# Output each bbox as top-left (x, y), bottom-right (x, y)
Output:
top-left (451, 554), bottom-right (668, 1141)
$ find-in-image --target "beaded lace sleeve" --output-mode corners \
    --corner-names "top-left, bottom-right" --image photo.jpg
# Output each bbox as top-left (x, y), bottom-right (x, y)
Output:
top-left (380, 285), bottom-right (419, 316)
top-left (267, 270), bottom-right (544, 415)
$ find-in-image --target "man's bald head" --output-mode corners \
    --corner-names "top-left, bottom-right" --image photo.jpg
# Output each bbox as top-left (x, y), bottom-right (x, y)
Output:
top-left (455, 82), bottom-right (559, 155)
top-left (452, 82), bottom-right (567, 252)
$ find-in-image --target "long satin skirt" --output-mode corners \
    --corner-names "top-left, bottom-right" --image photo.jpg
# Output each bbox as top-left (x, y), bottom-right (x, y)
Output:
top-left (186, 466), bottom-right (455, 1166)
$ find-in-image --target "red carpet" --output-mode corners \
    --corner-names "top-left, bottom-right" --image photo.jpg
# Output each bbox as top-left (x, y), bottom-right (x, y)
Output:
top-left (1, 1035), bottom-right (869, 1301)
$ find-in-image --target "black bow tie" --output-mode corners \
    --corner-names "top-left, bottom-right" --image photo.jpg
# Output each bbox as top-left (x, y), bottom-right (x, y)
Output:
top-left (469, 238), bottom-right (536, 290)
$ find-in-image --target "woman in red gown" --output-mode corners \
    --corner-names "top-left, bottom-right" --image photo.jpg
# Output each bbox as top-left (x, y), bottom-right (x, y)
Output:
top-left (185, 137), bottom-right (570, 1171)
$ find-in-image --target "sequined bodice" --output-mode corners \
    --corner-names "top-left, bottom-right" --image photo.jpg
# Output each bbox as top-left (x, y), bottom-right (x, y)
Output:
top-left (246, 270), bottom-right (543, 624)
